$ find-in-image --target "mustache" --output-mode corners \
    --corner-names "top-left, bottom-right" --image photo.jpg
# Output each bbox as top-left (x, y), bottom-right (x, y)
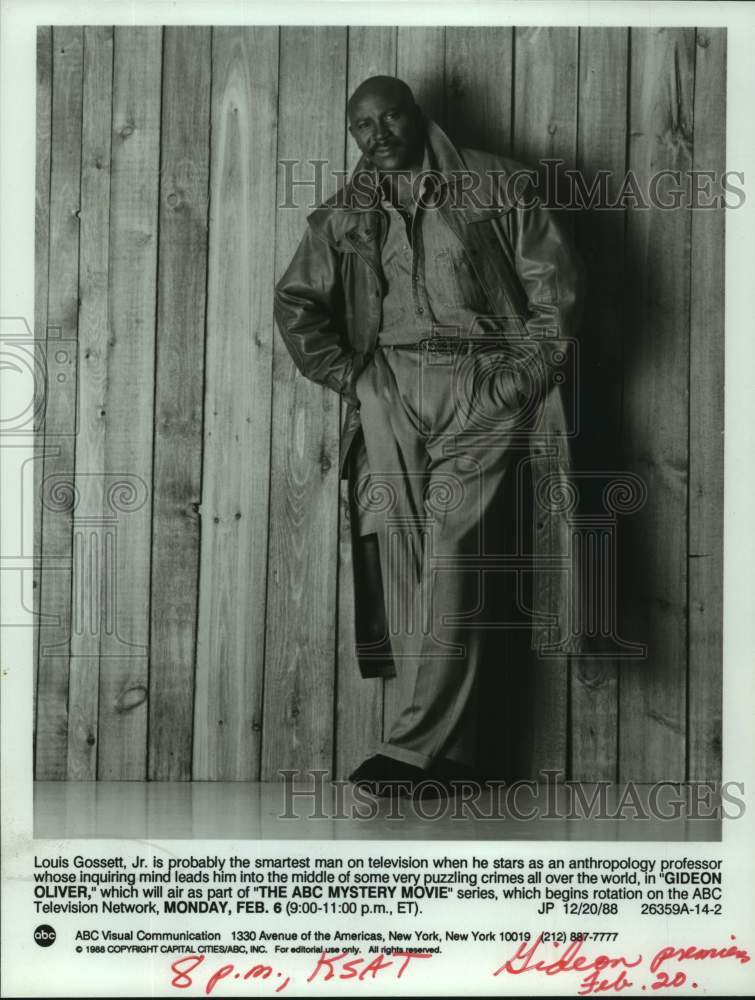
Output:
top-left (369, 138), bottom-right (403, 152)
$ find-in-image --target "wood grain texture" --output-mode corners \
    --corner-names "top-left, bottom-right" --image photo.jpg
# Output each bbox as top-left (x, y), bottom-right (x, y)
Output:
top-left (619, 28), bottom-right (695, 782)
top-left (31, 26), bottom-right (726, 785)
top-left (513, 25), bottom-right (579, 227)
top-left (261, 27), bottom-right (346, 779)
top-left (96, 27), bottom-right (162, 779)
top-left (66, 26), bottom-right (114, 779)
top-left (33, 26), bottom-right (52, 751)
top-left (687, 28), bottom-right (726, 781)
top-left (444, 26), bottom-right (513, 155)
top-left (334, 27), bottom-right (396, 779)
top-left (149, 27), bottom-right (211, 781)
top-left (510, 26), bottom-right (579, 778)
top-left (193, 27), bottom-right (278, 781)
top-left (569, 27), bottom-right (628, 782)
top-left (35, 26), bottom-right (83, 779)
top-left (397, 27), bottom-right (446, 126)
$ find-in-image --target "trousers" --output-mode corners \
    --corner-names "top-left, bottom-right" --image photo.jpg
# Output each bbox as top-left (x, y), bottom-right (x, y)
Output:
top-left (354, 344), bottom-right (521, 770)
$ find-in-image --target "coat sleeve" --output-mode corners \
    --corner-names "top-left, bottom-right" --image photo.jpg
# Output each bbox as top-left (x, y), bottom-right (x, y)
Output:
top-left (512, 182), bottom-right (584, 341)
top-left (505, 177), bottom-right (585, 401)
top-left (274, 224), bottom-right (365, 405)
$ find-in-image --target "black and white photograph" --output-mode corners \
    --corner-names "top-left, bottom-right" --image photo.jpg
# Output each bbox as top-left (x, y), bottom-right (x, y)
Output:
top-left (2, 2), bottom-right (755, 997)
top-left (28, 18), bottom-right (729, 838)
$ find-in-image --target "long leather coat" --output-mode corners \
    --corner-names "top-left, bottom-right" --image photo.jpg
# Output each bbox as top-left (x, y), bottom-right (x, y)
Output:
top-left (274, 117), bottom-right (584, 678)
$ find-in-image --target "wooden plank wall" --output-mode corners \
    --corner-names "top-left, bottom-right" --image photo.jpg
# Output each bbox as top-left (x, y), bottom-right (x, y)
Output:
top-left (34, 25), bottom-right (726, 782)
top-left (193, 27), bottom-right (276, 780)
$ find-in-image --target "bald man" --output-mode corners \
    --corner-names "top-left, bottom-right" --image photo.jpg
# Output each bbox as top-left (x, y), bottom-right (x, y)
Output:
top-left (274, 76), bottom-right (583, 798)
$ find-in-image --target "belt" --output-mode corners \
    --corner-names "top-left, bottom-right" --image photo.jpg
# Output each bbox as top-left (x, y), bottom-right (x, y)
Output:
top-left (379, 337), bottom-right (509, 355)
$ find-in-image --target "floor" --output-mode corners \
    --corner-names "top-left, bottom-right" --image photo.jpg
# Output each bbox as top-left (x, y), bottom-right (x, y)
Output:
top-left (34, 780), bottom-right (722, 841)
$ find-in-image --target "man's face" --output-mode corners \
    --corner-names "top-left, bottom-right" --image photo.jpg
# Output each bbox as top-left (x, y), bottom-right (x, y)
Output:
top-left (348, 87), bottom-right (423, 172)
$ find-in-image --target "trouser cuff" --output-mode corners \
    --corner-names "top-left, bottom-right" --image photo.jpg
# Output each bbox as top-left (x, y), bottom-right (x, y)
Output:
top-left (378, 742), bottom-right (433, 770)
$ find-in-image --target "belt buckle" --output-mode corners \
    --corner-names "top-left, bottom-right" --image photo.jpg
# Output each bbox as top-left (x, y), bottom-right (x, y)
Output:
top-left (423, 337), bottom-right (454, 354)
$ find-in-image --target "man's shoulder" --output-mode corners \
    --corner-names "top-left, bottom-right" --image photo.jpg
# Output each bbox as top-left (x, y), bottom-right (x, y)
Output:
top-left (305, 186), bottom-right (377, 247)
top-left (302, 144), bottom-right (539, 241)
top-left (306, 191), bottom-right (348, 242)
top-left (455, 146), bottom-right (539, 207)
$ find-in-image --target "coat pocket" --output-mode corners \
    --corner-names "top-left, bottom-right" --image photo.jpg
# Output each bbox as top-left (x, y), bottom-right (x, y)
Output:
top-left (427, 245), bottom-right (491, 313)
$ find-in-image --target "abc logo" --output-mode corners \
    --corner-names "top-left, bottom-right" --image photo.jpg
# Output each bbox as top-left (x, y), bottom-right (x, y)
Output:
top-left (34, 924), bottom-right (56, 947)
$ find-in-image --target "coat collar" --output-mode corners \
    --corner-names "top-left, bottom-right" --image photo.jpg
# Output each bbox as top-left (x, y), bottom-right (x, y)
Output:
top-left (357, 135), bottom-right (445, 206)
top-left (305, 116), bottom-right (487, 268)
top-left (323, 115), bottom-right (468, 214)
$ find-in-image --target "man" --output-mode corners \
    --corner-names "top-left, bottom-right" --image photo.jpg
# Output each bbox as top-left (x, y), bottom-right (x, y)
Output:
top-left (274, 76), bottom-right (583, 797)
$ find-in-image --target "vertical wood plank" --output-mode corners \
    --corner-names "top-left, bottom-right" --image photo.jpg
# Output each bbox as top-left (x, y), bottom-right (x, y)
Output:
top-left (96, 27), bottom-right (162, 779)
top-left (688, 28), bottom-right (726, 781)
top-left (444, 27), bottom-right (513, 154)
top-left (66, 26), bottom-right (114, 779)
top-left (261, 26), bottom-right (346, 779)
top-left (33, 26), bottom-right (52, 751)
top-left (32, 24), bottom-right (722, 787)
top-left (35, 26), bottom-right (83, 779)
top-left (397, 27), bottom-right (446, 126)
top-left (510, 26), bottom-right (579, 778)
top-left (193, 27), bottom-right (278, 780)
top-left (619, 28), bottom-right (694, 782)
top-left (512, 26), bottom-right (579, 182)
top-left (334, 27), bottom-right (397, 780)
top-left (569, 27), bottom-right (629, 781)
top-left (149, 27), bottom-right (211, 781)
